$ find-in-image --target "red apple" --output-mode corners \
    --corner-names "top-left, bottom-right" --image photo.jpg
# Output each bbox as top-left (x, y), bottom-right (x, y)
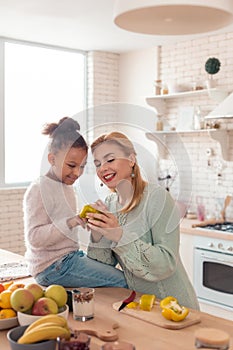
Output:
top-left (25, 283), bottom-right (44, 302)
top-left (32, 297), bottom-right (58, 316)
top-left (0, 284), bottom-right (4, 293)
top-left (10, 288), bottom-right (34, 312)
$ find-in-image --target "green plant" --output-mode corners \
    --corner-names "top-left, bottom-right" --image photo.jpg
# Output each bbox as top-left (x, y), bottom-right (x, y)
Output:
top-left (205, 57), bottom-right (221, 75)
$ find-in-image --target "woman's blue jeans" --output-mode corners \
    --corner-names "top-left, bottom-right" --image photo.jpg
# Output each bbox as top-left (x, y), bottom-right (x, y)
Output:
top-left (35, 250), bottom-right (128, 288)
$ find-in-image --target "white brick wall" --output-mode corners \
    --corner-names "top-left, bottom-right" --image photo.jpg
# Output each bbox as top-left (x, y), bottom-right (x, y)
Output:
top-left (158, 33), bottom-right (233, 219)
top-left (0, 188), bottom-right (26, 254)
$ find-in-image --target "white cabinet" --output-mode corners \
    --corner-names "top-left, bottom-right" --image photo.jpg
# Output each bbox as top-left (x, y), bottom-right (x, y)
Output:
top-left (179, 232), bottom-right (195, 283)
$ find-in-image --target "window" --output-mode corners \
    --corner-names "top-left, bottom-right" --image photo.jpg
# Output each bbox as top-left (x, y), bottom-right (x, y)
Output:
top-left (0, 39), bottom-right (87, 186)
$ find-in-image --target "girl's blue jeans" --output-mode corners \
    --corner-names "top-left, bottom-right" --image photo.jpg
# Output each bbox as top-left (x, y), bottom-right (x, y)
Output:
top-left (35, 250), bottom-right (128, 288)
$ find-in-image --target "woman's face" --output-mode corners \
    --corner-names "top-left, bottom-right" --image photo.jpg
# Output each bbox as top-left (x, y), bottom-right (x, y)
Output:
top-left (49, 147), bottom-right (87, 185)
top-left (93, 142), bottom-right (135, 189)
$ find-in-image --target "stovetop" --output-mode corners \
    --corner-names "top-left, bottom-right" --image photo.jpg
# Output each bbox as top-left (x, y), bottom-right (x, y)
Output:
top-left (199, 222), bottom-right (233, 233)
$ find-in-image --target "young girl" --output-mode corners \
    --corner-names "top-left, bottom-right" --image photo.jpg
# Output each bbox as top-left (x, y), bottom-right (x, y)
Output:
top-left (86, 131), bottom-right (199, 309)
top-left (23, 118), bottom-right (127, 288)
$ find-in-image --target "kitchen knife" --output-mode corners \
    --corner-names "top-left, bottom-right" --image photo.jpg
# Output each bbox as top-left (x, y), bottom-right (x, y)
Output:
top-left (118, 290), bottom-right (136, 311)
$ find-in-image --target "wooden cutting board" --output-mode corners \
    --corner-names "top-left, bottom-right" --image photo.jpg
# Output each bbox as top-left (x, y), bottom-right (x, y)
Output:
top-left (68, 314), bottom-right (119, 341)
top-left (113, 301), bottom-right (201, 330)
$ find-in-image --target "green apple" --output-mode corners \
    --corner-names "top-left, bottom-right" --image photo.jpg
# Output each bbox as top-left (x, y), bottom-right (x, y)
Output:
top-left (44, 284), bottom-right (68, 307)
top-left (10, 288), bottom-right (34, 312)
top-left (32, 297), bottom-right (58, 315)
top-left (25, 283), bottom-right (44, 302)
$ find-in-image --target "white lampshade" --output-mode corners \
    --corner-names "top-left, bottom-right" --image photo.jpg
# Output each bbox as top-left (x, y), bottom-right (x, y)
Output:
top-left (113, 0), bottom-right (233, 35)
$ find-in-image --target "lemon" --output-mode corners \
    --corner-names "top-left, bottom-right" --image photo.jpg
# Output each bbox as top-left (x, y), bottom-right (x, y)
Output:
top-left (0, 290), bottom-right (13, 308)
top-left (0, 308), bottom-right (16, 319)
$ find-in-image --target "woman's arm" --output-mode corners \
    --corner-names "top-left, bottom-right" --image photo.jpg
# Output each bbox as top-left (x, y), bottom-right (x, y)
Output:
top-left (112, 187), bottom-right (180, 282)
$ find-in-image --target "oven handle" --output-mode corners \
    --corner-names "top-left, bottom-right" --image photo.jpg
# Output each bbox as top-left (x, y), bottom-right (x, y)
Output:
top-left (201, 254), bottom-right (232, 264)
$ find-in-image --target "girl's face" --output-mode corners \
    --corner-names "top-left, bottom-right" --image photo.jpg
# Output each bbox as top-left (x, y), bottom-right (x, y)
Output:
top-left (93, 142), bottom-right (135, 189)
top-left (49, 147), bottom-right (87, 185)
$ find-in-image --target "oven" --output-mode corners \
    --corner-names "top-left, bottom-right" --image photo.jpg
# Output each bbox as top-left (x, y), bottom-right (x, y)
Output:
top-left (194, 234), bottom-right (233, 310)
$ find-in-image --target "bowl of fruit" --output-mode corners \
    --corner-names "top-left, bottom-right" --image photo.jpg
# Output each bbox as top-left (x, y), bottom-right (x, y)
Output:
top-left (7, 313), bottom-right (70, 350)
top-left (9, 283), bottom-right (69, 326)
top-left (0, 282), bottom-right (19, 330)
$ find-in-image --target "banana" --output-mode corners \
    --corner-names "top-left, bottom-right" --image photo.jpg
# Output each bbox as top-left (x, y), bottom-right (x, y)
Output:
top-left (18, 325), bottom-right (71, 344)
top-left (25, 314), bottom-right (68, 334)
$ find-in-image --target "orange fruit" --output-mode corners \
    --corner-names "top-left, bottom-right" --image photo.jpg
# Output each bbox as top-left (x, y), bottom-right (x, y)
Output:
top-left (0, 284), bottom-right (4, 293)
top-left (0, 290), bottom-right (13, 308)
top-left (8, 283), bottom-right (25, 292)
top-left (0, 308), bottom-right (16, 319)
top-left (3, 281), bottom-right (14, 290)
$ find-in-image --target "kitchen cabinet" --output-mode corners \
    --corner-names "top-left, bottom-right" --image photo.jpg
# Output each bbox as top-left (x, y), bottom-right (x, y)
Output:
top-left (146, 129), bottom-right (230, 161)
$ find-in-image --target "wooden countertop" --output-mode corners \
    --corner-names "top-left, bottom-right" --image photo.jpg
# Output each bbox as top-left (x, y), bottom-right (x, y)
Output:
top-left (180, 218), bottom-right (233, 241)
top-left (0, 249), bottom-right (233, 350)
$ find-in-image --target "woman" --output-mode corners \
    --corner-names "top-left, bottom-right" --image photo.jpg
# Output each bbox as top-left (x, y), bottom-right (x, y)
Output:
top-left (86, 131), bottom-right (199, 309)
top-left (23, 118), bottom-right (127, 288)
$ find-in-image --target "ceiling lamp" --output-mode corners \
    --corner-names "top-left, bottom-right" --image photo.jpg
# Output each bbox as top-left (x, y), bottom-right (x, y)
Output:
top-left (113, 0), bottom-right (233, 35)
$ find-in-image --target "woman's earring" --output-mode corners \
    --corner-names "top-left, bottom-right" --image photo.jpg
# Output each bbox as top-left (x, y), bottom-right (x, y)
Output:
top-left (131, 167), bottom-right (135, 178)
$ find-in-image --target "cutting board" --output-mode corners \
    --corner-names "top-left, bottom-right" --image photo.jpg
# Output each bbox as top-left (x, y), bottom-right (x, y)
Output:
top-left (69, 314), bottom-right (119, 341)
top-left (113, 301), bottom-right (201, 330)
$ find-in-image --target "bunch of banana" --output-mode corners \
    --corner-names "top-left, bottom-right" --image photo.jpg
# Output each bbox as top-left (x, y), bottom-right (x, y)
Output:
top-left (17, 314), bottom-right (71, 344)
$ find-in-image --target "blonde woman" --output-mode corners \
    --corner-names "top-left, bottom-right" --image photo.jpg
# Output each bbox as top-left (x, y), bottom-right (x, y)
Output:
top-left (87, 132), bottom-right (199, 309)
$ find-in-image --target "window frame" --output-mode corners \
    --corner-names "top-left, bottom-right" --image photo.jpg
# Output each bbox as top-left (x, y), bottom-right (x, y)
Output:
top-left (0, 37), bottom-right (88, 188)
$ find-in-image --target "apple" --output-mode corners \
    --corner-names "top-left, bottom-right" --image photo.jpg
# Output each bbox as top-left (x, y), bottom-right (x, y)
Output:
top-left (10, 288), bottom-right (34, 312)
top-left (32, 297), bottom-right (58, 316)
top-left (0, 284), bottom-right (4, 293)
top-left (44, 284), bottom-right (68, 307)
top-left (25, 283), bottom-right (44, 302)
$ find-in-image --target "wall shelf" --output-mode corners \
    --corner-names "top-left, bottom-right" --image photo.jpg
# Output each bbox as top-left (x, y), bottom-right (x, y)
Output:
top-left (145, 88), bottom-right (228, 115)
top-left (146, 129), bottom-right (230, 161)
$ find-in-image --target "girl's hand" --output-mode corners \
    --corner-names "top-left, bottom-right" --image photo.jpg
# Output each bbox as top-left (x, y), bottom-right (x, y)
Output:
top-left (86, 210), bottom-right (122, 243)
top-left (67, 215), bottom-right (87, 229)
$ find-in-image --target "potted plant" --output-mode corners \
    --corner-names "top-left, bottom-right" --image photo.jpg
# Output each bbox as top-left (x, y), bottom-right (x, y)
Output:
top-left (205, 57), bottom-right (221, 88)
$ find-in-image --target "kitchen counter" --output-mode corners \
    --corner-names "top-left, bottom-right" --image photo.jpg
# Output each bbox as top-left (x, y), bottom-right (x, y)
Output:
top-left (0, 249), bottom-right (233, 350)
top-left (180, 218), bottom-right (233, 241)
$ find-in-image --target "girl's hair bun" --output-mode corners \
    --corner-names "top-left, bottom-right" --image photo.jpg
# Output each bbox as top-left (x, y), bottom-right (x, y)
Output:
top-left (58, 117), bottom-right (80, 133)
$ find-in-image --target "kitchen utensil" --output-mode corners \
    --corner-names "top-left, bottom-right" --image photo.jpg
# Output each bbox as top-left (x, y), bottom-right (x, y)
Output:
top-left (221, 195), bottom-right (232, 221)
top-left (72, 316), bottom-right (119, 341)
top-left (113, 301), bottom-right (201, 330)
top-left (118, 290), bottom-right (136, 311)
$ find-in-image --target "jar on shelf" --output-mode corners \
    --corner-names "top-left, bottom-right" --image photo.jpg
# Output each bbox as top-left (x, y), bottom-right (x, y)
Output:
top-left (161, 83), bottom-right (168, 95)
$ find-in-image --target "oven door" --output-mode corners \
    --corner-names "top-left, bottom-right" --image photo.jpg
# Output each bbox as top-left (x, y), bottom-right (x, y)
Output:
top-left (194, 247), bottom-right (233, 309)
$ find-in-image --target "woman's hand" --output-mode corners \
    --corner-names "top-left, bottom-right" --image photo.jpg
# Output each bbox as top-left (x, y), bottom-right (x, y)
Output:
top-left (86, 209), bottom-right (122, 243)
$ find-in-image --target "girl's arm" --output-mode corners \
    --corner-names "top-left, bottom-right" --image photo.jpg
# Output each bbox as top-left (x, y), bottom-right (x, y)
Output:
top-left (24, 183), bottom-right (80, 248)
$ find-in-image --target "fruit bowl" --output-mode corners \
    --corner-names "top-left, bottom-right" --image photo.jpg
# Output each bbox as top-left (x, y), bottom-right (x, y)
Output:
top-left (0, 316), bottom-right (19, 330)
top-left (7, 325), bottom-right (56, 350)
top-left (17, 304), bottom-right (69, 326)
